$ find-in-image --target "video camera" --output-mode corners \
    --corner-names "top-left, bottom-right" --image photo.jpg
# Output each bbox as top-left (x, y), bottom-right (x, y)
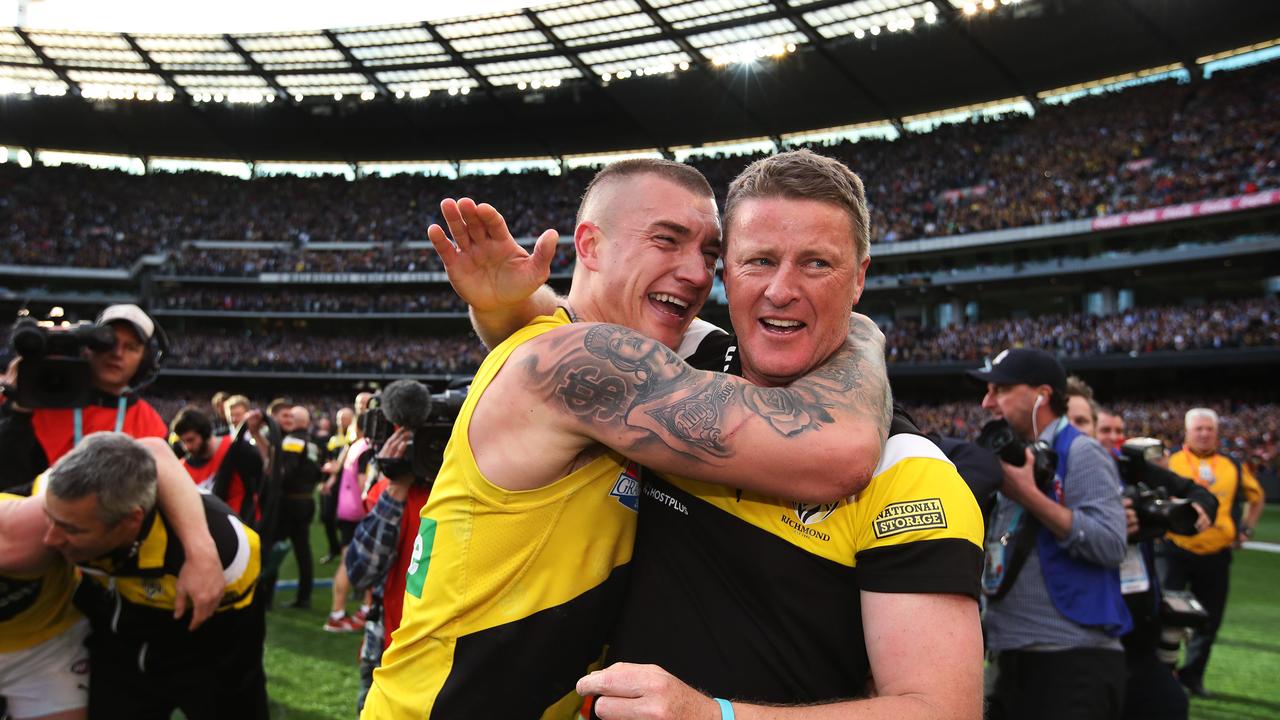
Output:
top-left (975, 418), bottom-right (1058, 494)
top-left (359, 379), bottom-right (468, 480)
top-left (6, 316), bottom-right (116, 408)
top-left (1116, 437), bottom-right (1201, 542)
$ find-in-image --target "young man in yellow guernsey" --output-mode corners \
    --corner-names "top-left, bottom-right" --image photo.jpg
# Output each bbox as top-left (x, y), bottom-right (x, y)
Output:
top-left (436, 151), bottom-right (985, 720)
top-left (362, 160), bottom-right (895, 719)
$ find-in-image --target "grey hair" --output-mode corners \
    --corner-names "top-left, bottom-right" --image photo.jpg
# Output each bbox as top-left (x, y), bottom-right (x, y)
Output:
top-left (1185, 407), bottom-right (1219, 429)
top-left (46, 432), bottom-right (157, 525)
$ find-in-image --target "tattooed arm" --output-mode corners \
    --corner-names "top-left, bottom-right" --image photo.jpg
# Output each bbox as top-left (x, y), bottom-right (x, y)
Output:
top-left (521, 321), bottom-right (889, 503)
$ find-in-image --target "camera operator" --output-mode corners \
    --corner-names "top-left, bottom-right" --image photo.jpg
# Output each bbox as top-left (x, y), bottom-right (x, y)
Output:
top-left (968, 348), bottom-right (1130, 720)
top-left (0, 304), bottom-right (168, 492)
top-left (1109, 433), bottom-right (1216, 719)
top-left (343, 380), bottom-right (454, 712)
top-left (1159, 408), bottom-right (1265, 698)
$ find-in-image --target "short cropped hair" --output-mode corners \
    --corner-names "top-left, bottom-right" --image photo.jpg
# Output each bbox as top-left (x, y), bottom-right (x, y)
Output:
top-left (224, 394), bottom-right (250, 411)
top-left (1185, 408), bottom-right (1219, 428)
top-left (576, 158), bottom-right (714, 226)
top-left (267, 398), bottom-right (292, 416)
top-left (172, 406), bottom-right (213, 440)
top-left (47, 432), bottom-right (157, 525)
top-left (724, 149), bottom-right (871, 262)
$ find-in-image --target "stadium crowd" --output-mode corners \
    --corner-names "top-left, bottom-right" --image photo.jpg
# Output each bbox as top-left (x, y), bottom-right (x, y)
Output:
top-left (158, 288), bottom-right (467, 313)
top-left (0, 62), bottom-right (1275, 272)
top-left (134, 296), bottom-right (1278, 372)
top-left (885, 297), bottom-right (1279, 363)
top-left (166, 332), bottom-right (485, 374)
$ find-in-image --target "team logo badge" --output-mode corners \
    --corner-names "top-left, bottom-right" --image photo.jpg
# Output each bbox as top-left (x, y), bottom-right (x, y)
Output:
top-left (610, 462), bottom-right (641, 512)
top-left (792, 501), bottom-right (840, 526)
top-left (143, 580), bottom-right (162, 599)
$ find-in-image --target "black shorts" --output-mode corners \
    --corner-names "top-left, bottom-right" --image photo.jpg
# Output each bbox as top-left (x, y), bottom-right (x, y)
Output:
top-left (337, 520), bottom-right (358, 547)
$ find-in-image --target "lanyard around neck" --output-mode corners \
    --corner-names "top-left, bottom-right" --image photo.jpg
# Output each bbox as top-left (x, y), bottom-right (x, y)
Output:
top-left (73, 396), bottom-right (128, 446)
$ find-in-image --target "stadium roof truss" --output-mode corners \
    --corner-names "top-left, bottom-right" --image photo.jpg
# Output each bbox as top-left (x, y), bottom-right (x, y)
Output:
top-left (0, 0), bottom-right (960, 103)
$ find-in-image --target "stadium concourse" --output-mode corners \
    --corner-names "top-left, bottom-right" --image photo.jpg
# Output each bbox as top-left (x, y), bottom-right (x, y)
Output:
top-left (2, 0), bottom-right (1280, 717)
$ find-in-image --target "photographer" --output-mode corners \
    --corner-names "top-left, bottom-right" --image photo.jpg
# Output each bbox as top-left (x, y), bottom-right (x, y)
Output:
top-left (969, 349), bottom-right (1130, 720)
top-left (1111, 433), bottom-right (1216, 720)
top-left (0, 304), bottom-right (168, 492)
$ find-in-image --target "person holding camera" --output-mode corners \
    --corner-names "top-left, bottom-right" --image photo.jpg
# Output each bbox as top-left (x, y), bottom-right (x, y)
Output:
top-left (0, 304), bottom-right (168, 492)
top-left (1160, 408), bottom-right (1265, 698)
top-left (1109, 433), bottom-right (1216, 719)
top-left (968, 348), bottom-right (1130, 720)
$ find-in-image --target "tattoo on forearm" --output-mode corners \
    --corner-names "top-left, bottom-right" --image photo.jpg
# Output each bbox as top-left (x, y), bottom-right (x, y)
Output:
top-left (644, 378), bottom-right (735, 454)
top-left (531, 321), bottom-right (890, 460)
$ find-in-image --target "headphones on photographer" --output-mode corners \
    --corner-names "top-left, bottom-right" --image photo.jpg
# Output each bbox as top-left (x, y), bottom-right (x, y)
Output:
top-left (95, 305), bottom-right (170, 393)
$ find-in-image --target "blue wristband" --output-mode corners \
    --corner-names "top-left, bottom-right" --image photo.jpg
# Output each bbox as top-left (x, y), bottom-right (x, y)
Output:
top-left (714, 698), bottom-right (735, 720)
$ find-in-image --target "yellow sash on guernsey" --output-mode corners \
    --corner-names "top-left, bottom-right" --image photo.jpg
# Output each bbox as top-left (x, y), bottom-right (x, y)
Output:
top-left (0, 493), bottom-right (81, 653)
top-left (364, 309), bottom-right (639, 720)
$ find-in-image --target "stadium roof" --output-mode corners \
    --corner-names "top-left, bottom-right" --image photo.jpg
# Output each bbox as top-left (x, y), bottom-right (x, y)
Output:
top-left (1, 0), bottom-right (1279, 161)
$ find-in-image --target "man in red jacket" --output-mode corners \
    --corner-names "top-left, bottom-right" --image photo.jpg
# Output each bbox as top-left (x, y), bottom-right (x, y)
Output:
top-left (0, 304), bottom-right (168, 491)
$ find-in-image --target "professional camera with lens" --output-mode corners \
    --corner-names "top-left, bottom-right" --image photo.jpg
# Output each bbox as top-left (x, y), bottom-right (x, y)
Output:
top-left (975, 418), bottom-right (1059, 494)
top-left (359, 379), bottom-right (468, 480)
top-left (7, 316), bottom-right (116, 408)
top-left (1115, 437), bottom-right (1201, 542)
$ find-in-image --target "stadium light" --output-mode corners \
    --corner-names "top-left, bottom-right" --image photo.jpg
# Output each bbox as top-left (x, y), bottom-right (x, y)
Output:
top-left (962, 2), bottom-right (977, 14)
top-left (983, 0), bottom-right (996, 10)
top-left (460, 86), bottom-right (470, 95)
top-left (870, 25), bottom-right (881, 35)
top-left (854, 27), bottom-right (865, 39)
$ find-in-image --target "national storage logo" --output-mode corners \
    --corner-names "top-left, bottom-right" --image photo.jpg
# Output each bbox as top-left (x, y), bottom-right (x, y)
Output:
top-left (872, 498), bottom-right (947, 539)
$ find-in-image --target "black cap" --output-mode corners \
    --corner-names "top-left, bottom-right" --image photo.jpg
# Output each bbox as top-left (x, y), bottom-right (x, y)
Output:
top-left (966, 348), bottom-right (1067, 394)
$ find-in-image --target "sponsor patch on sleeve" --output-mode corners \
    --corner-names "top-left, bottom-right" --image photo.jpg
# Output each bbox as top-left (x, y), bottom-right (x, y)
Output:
top-left (872, 498), bottom-right (947, 539)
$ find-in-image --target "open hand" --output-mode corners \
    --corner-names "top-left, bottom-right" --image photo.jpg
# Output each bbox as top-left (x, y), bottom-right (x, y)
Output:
top-left (428, 197), bottom-right (558, 312)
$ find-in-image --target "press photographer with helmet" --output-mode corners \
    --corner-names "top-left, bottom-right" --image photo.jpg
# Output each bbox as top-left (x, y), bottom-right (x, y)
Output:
top-left (969, 348), bottom-right (1130, 720)
top-left (0, 303), bottom-right (169, 492)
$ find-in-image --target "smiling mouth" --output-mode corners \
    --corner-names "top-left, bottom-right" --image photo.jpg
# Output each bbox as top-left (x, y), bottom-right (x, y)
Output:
top-left (759, 318), bottom-right (805, 335)
top-left (648, 292), bottom-right (691, 320)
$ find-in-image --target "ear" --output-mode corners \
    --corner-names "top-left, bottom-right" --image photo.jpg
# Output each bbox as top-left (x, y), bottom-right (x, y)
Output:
top-left (574, 221), bottom-right (603, 271)
top-left (850, 253), bottom-right (872, 306)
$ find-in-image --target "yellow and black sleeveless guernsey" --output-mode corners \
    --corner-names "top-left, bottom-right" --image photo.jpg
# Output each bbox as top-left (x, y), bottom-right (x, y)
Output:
top-left (78, 493), bottom-right (260, 623)
top-left (0, 493), bottom-right (80, 654)
top-left (364, 308), bottom-right (639, 720)
top-left (603, 330), bottom-right (986, 704)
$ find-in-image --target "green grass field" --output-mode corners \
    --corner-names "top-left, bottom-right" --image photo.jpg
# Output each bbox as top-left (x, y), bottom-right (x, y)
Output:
top-left (261, 510), bottom-right (1280, 719)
